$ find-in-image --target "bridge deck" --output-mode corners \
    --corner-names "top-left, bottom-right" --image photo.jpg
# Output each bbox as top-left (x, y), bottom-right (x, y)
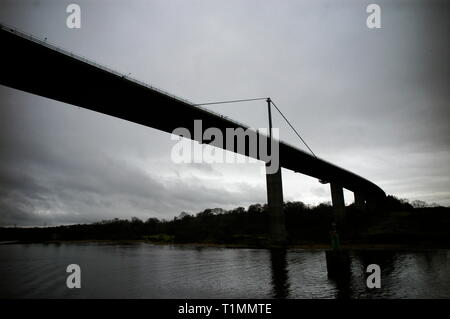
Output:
top-left (0, 24), bottom-right (385, 200)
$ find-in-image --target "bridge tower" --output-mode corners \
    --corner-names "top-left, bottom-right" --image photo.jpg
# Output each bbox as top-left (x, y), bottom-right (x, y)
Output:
top-left (265, 98), bottom-right (287, 245)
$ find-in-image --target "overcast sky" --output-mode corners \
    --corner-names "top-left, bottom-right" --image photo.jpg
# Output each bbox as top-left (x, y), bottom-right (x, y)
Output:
top-left (0, 0), bottom-right (448, 226)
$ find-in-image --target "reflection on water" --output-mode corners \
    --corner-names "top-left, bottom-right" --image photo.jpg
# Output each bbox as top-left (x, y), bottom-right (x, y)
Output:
top-left (0, 243), bottom-right (449, 298)
top-left (269, 249), bottom-right (290, 299)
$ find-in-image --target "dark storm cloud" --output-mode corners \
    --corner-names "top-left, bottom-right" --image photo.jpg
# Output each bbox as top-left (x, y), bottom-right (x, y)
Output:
top-left (0, 146), bottom-right (262, 226)
top-left (0, 0), bottom-right (448, 225)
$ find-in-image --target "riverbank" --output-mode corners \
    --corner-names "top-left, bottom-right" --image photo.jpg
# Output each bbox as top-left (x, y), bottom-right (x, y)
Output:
top-left (2, 201), bottom-right (449, 249)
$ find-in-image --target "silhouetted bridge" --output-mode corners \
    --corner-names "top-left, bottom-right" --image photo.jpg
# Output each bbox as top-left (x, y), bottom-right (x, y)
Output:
top-left (0, 24), bottom-right (385, 244)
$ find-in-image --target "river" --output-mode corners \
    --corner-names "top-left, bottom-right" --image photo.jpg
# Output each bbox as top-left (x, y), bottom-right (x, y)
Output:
top-left (0, 243), bottom-right (449, 298)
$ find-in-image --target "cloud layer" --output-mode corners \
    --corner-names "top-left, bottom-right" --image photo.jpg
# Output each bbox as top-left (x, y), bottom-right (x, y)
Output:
top-left (0, 0), bottom-right (448, 225)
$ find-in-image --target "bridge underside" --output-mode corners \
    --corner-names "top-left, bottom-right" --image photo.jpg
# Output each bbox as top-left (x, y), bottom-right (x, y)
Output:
top-left (0, 26), bottom-right (386, 243)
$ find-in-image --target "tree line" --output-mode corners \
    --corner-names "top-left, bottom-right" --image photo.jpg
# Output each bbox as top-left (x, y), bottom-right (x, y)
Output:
top-left (0, 196), bottom-right (449, 247)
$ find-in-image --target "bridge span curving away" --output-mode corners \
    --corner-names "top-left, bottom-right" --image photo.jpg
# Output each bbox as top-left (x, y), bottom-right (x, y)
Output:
top-left (0, 24), bottom-right (386, 242)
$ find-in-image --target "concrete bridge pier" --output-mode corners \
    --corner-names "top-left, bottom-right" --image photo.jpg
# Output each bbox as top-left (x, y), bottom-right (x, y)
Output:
top-left (330, 182), bottom-right (346, 228)
top-left (326, 183), bottom-right (351, 280)
top-left (265, 97), bottom-right (287, 246)
top-left (266, 165), bottom-right (287, 246)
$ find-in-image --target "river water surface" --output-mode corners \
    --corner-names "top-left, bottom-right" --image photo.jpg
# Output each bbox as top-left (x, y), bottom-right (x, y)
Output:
top-left (0, 243), bottom-right (449, 298)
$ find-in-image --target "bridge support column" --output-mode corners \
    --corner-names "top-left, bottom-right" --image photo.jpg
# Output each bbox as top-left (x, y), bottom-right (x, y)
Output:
top-left (265, 97), bottom-right (286, 246)
top-left (330, 182), bottom-right (346, 227)
top-left (266, 166), bottom-right (287, 246)
top-left (354, 192), bottom-right (366, 210)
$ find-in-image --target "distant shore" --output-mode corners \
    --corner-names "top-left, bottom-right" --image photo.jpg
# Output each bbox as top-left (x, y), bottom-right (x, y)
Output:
top-left (2, 199), bottom-right (449, 250)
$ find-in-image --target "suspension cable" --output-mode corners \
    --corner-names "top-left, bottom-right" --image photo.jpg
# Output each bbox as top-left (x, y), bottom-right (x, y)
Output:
top-left (194, 96), bottom-right (317, 158)
top-left (270, 99), bottom-right (317, 158)
top-left (194, 97), bottom-right (268, 106)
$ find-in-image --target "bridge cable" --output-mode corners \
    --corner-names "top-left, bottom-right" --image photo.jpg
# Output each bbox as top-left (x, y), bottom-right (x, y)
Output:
top-left (194, 97), bottom-right (268, 106)
top-left (194, 96), bottom-right (317, 158)
top-left (269, 99), bottom-right (317, 158)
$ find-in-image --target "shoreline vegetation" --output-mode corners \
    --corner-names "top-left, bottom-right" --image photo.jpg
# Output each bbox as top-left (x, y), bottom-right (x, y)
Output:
top-left (1, 196), bottom-right (449, 249)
